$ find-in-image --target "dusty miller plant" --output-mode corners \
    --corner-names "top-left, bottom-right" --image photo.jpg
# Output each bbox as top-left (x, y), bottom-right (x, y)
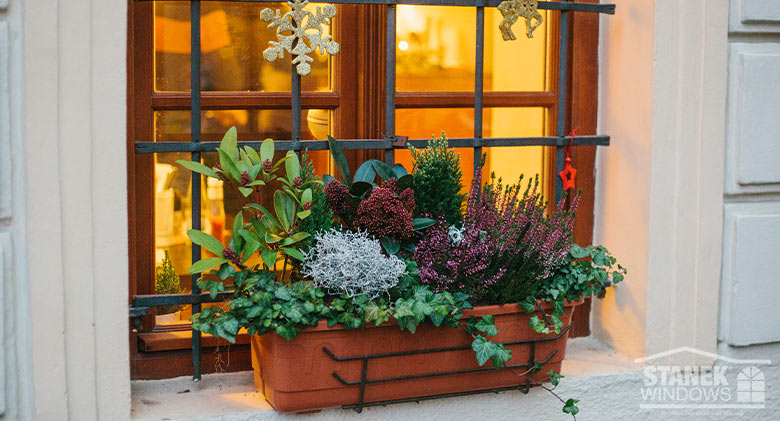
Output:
top-left (302, 229), bottom-right (406, 300)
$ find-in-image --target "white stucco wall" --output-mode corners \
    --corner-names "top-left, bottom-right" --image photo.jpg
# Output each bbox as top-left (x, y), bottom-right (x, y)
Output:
top-left (593, 0), bottom-right (728, 364)
top-left (0, 0), bottom-right (35, 418)
top-left (21, 0), bottom-right (130, 419)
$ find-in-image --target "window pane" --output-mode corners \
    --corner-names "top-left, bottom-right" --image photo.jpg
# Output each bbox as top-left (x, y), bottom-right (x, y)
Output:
top-left (152, 109), bottom-right (332, 142)
top-left (396, 6), bottom-right (476, 92)
top-left (394, 107), bottom-right (477, 187)
top-left (483, 107), bottom-right (548, 193)
top-left (154, 1), bottom-right (331, 92)
top-left (484, 9), bottom-right (550, 92)
top-left (396, 7), bottom-right (550, 92)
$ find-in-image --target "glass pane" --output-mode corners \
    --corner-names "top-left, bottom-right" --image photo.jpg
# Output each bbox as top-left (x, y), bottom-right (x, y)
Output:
top-left (484, 9), bottom-right (550, 92)
top-left (152, 109), bottom-right (332, 142)
top-left (396, 6), bottom-right (476, 91)
top-left (154, 1), bottom-right (331, 92)
top-left (483, 107), bottom-right (548, 192)
top-left (396, 7), bottom-right (550, 92)
top-left (394, 107), bottom-right (477, 188)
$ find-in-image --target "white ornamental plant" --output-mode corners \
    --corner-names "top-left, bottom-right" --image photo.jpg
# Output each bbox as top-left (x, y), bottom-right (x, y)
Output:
top-left (302, 229), bottom-right (406, 300)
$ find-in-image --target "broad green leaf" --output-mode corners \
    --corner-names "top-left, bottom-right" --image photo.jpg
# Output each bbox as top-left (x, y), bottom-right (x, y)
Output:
top-left (392, 163), bottom-right (408, 178)
top-left (218, 148), bottom-right (240, 180)
top-left (281, 247), bottom-right (305, 262)
top-left (301, 188), bottom-right (312, 205)
top-left (350, 181), bottom-right (373, 197)
top-left (274, 190), bottom-right (295, 231)
top-left (176, 160), bottom-right (219, 179)
top-left (397, 174), bottom-right (414, 191)
top-left (327, 136), bottom-right (351, 184)
top-left (281, 232), bottom-right (311, 246)
top-left (370, 159), bottom-right (394, 180)
top-left (189, 257), bottom-right (228, 274)
top-left (285, 151), bottom-right (300, 180)
top-left (381, 237), bottom-right (400, 255)
top-left (239, 187), bottom-right (254, 197)
top-left (219, 126), bottom-right (238, 159)
top-left (322, 173), bottom-right (336, 185)
top-left (232, 212), bottom-right (244, 252)
top-left (188, 230), bottom-right (224, 256)
top-left (244, 146), bottom-right (261, 165)
top-left (353, 161), bottom-right (376, 183)
top-left (412, 218), bottom-right (436, 230)
top-left (297, 210), bottom-right (311, 219)
top-left (260, 138), bottom-right (275, 163)
top-left (261, 249), bottom-right (277, 268)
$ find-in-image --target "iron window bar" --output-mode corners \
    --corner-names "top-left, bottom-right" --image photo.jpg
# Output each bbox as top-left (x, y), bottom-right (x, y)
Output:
top-left (130, 0), bottom-right (615, 382)
top-left (323, 326), bottom-right (571, 412)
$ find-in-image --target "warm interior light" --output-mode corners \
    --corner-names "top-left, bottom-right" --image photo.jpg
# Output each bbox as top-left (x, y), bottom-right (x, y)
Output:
top-left (398, 40), bottom-right (409, 51)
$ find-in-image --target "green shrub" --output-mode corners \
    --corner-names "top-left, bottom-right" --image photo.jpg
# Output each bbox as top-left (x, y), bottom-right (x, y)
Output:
top-left (410, 133), bottom-right (465, 225)
top-left (155, 251), bottom-right (182, 315)
top-left (298, 150), bottom-right (333, 252)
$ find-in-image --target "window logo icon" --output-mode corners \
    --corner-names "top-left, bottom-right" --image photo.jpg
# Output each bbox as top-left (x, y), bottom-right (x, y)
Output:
top-left (737, 367), bottom-right (765, 403)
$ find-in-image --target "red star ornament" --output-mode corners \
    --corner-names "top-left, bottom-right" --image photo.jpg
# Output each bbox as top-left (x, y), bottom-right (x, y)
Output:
top-left (558, 156), bottom-right (577, 190)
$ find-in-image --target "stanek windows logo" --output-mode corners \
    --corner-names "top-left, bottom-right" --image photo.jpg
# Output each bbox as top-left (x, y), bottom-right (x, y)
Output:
top-left (634, 347), bottom-right (770, 410)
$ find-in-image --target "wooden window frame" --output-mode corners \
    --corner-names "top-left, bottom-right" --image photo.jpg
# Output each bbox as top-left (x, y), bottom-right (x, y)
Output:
top-left (127, 0), bottom-right (600, 380)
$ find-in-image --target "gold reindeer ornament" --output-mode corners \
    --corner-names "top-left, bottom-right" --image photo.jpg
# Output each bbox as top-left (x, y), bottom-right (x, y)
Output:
top-left (498, 0), bottom-right (544, 40)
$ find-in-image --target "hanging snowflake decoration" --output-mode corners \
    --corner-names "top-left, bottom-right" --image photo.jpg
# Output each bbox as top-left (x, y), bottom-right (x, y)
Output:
top-left (261, 0), bottom-right (340, 76)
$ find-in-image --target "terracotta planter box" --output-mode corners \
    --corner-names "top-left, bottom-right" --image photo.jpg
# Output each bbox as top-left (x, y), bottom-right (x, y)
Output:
top-left (250, 301), bottom-right (580, 413)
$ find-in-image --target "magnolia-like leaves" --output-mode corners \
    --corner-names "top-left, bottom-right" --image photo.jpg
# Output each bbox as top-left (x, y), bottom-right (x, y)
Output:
top-left (285, 151), bottom-right (300, 180)
top-left (327, 135), bottom-right (351, 184)
top-left (188, 230), bottom-right (224, 256)
top-left (260, 138), bottom-right (275, 163)
top-left (176, 160), bottom-right (219, 179)
top-left (189, 257), bottom-right (228, 274)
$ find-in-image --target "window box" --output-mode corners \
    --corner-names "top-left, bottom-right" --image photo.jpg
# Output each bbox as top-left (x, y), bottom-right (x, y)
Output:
top-left (250, 300), bottom-right (580, 413)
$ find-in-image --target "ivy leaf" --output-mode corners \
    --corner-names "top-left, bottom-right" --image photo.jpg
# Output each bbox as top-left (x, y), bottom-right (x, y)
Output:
top-left (189, 257), bottom-right (227, 274)
top-left (471, 335), bottom-right (498, 367)
top-left (216, 263), bottom-right (235, 280)
top-left (275, 324), bottom-right (298, 341)
top-left (364, 302), bottom-right (390, 326)
top-left (548, 370), bottom-right (564, 387)
top-left (274, 287), bottom-right (293, 301)
top-left (474, 315), bottom-right (499, 337)
top-left (570, 243), bottom-right (589, 259)
top-left (519, 296), bottom-right (536, 314)
top-left (188, 230), bottom-right (224, 256)
top-left (491, 344), bottom-right (512, 368)
top-left (562, 399), bottom-right (580, 416)
top-left (552, 314), bottom-right (563, 334)
top-left (553, 299), bottom-right (565, 316)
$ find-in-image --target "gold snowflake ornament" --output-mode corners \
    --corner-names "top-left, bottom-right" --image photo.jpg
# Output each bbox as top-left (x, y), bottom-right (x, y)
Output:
top-left (261, 0), bottom-right (340, 76)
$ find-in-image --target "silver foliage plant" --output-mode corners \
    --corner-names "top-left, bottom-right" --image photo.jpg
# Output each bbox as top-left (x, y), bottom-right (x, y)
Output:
top-left (302, 229), bottom-right (406, 300)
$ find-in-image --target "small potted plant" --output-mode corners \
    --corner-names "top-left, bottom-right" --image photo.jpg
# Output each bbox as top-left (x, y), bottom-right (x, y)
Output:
top-left (178, 128), bottom-right (625, 418)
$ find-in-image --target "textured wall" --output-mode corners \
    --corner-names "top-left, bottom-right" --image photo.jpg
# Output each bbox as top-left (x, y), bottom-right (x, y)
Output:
top-left (0, 0), bottom-right (35, 417)
top-left (719, 0), bottom-right (780, 346)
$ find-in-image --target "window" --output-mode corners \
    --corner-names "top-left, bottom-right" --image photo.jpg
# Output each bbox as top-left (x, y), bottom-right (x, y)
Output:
top-left (129, 0), bottom-right (604, 379)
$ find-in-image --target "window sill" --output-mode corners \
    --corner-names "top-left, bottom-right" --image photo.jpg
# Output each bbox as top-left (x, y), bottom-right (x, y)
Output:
top-left (130, 337), bottom-right (640, 420)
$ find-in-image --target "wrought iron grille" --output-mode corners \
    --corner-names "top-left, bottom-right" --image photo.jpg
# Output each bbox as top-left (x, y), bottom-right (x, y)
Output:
top-left (130, 0), bottom-right (615, 385)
